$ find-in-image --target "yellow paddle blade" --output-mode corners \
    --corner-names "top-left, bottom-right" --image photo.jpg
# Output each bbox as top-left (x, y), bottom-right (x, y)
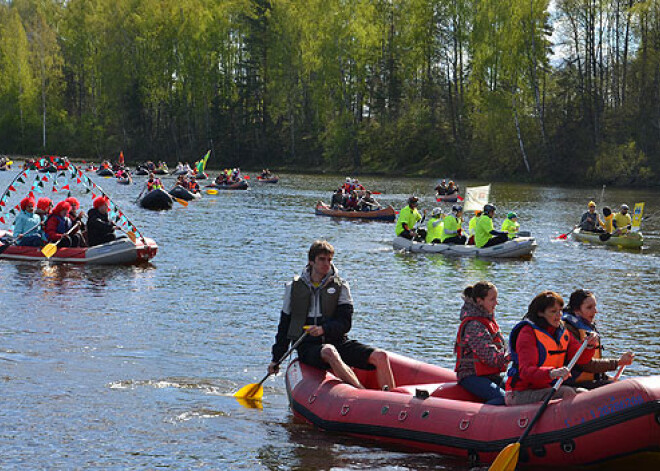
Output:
top-left (175, 198), bottom-right (189, 207)
top-left (233, 383), bottom-right (264, 400)
top-left (206, 189), bottom-right (218, 195)
top-left (41, 243), bottom-right (57, 258)
top-left (489, 443), bottom-right (520, 471)
top-left (235, 397), bottom-right (263, 409)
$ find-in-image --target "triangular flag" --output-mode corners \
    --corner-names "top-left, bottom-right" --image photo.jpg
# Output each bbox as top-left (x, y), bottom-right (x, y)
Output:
top-left (29, 191), bottom-right (34, 198)
top-left (0, 217), bottom-right (4, 224)
top-left (77, 178), bottom-right (81, 184)
top-left (92, 193), bottom-right (96, 199)
top-left (0, 200), bottom-right (5, 207)
top-left (52, 187), bottom-right (58, 192)
top-left (62, 184), bottom-right (70, 190)
top-left (8, 185), bottom-right (16, 192)
top-left (17, 177), bottom-right (25, 184)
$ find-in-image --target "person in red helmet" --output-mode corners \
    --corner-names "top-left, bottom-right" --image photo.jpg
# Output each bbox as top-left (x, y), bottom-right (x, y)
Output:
top-left (87, 196), bottom-right (118, 247)
top-left (13, 197), bottom-right (43, 246)
top-left (35, 197), bottom-right (53, 222)
top-left (44, 201), bottom-right (85, 247)
top-left (65, 197), bottom-right (85, 230)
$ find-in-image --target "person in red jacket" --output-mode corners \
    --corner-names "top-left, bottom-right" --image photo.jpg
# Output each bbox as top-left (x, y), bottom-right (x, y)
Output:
top-left (44, 201), bottom-right (85, 247)
top-left (454, 281), bottom-right (510, 405)
top-left (505, 290), bottom-right (599, 406)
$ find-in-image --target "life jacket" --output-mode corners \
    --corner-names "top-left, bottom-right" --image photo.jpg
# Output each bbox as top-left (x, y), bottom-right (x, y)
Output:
top-left (562, 311), bottom-right (603, 382)
top-left (602, 214), bottom-right (614, 233)
top-left (506, 319), bottom-right (570, 391)
top-left (45, 214), bottom-right (71, 240)
top-left (286, 275), bottom-right (342, 340)
top-left (426, 217), bottom-right (444, 243)
top-left (147, 180), bottom-right (155, 191)
top-left (441, 215), bottom-right (461, 242)
top-left (454, 316), bottom-right (505, 376)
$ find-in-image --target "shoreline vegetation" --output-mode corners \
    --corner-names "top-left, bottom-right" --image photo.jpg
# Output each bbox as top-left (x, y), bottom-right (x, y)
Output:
top-left (1, 1), bottom-right (659, 186)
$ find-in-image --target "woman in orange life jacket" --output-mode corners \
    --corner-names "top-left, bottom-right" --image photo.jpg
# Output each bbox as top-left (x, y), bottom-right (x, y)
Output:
top-left (561, 289), bottom-right (634, 390)
top-left (505, 291), bottom-right (599, 406)
top-left (454, 281), bottom-right (510, 405)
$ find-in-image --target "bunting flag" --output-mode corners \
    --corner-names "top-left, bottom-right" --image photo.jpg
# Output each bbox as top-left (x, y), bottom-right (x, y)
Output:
top-left (119, 151), bottom-right (125, 166)
top-left (61, 184), bottom-right (70, 190)
top-left (17, 177), bottom-right (25, 184)
top-left (8, 185), bottom-right (16, 192)
top-left (0, 217), bottom-right (4, 224)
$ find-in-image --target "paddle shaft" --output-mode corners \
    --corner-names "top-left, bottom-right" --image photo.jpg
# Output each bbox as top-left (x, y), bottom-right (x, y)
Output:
top-left (516, 338), bottom-right (590, 445)
top-left (613, 365), bottom-right (626, 381)
top-left (253, 331), bottom-right (309, 390)
top-left (53, 220), bottom-right (82, 247)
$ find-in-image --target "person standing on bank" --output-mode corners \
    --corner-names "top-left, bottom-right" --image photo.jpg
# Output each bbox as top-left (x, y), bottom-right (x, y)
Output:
top-left (454, 282), bottom-right (509, 405)
top-left (269, 240), bottom-right (396, 390)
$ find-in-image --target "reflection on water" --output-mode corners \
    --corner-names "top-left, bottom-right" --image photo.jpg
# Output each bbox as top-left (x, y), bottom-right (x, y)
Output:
top-left (1, 170), bottom-right (660, 468)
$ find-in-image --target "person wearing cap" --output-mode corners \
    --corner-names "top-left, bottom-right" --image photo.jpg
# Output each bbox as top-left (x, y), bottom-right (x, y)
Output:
top-left (441, 205), bottom-right (467, 244)
top-left (44, 201), bottom-right (85, 247)
top-left (13, 197), bottom-right (43, 247)
top-left (501, 212), bottom-right (520, 239)
top-left (396, 196), bottom-right (425, 240)
top-left (613, 204), bottom-right (632, 235)
top-left (467, 210), bottom-right (482, 245)
top-left (426, 208), bottom-right (445, 243)
top-left (35, 197), bottom-right (53, 222)
top-left (474, 204), bottom-right (509, 248)
top-left (357, 190), bottom-right (380, 211)
top-left (579, 201), bottom-right (605, 233)
top-left (87, 196), bottom-right (118, 247)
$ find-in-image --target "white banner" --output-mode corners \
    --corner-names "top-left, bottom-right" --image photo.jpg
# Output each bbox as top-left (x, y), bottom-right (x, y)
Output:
top-left (463, 184), bottom-right (491, 212)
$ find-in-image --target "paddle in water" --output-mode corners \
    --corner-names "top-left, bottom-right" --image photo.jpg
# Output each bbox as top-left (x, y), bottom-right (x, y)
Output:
top-left (234, 328), bottom-right (310, 401)
top-left (489, 337), bottom-right (591, 471)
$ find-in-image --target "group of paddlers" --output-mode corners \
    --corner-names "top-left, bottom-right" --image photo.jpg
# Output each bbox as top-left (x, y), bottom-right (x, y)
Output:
top-left (268, 241), bottom-right (634, 408)
top-left (174, 174), bottom-right (200, 193)
top-left (434, 179), bottom-right (460, 197)
top-left (4, 195), bottom-right (122, 249)
top-left (579, 201), bottom-right (633, 235)
top-left (396, 196), bottom-right (522, 247)
top-left (329, 177), bottom-right (381, 211)
top-left (214, 168), bottom-right (245, 185)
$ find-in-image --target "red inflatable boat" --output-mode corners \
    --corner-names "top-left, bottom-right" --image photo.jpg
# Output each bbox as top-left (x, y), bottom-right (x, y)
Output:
top-left (285, 352), bottom-right (660, 467)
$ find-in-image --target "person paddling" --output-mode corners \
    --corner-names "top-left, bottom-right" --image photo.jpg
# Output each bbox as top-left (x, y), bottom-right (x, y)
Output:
top-left (87, 196), bottom-right (118, 247)
top-left (474, 204), bottom-right (508, 248)
top-left (562, 289), bottom-right (634, 389)
top-left (505, 291), bottom-right (599, 406)
top-left (441, 205), bottom-right (467, 245)
top-left (13, 197), bottom-right (43, 247)
top-left (396, 196), bottom-right (425, 240)
top-left (579, 201), bottom-right (605, 233)
top-left (269, 240), bottom-right (396, 390)
top-left (613, 204), bottom-right (632, 235)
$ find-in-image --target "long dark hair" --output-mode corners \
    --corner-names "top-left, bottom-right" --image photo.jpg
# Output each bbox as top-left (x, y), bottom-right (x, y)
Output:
top-left (567, 289), bottom-right (594, 314)
top-left (463, 281), bottom-right (495, 302)
top-left (525, 291), bottom-right (564, 330)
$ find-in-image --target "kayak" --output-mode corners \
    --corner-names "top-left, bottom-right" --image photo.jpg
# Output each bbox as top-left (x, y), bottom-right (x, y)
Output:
top-left (205, 181), bottom-right (249, 190)
top-left (139, 188), bottom-right (173, 210)
top-left (0, 233), bottom-right (158, 265)
top-left (315, 202), bottom-right (396, 221)
top-left (572, 228), bottom-right (643, 249)
top-left (285, 353), bottom-right (660, 467)
top-left (393, 236), bottom-right (537, 258)
top-left (169, 185), bottom-right (201, 201)
top-left (256, 176), bottom-right (279, 183)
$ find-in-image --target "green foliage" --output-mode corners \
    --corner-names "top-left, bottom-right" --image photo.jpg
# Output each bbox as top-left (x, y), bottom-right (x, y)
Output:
top-left (588, 142), bottom-right (654, 185)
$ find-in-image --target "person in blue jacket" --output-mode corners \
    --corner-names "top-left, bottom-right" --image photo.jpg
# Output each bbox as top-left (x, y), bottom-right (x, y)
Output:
top-left (13, 197), bottom-right (43, 246)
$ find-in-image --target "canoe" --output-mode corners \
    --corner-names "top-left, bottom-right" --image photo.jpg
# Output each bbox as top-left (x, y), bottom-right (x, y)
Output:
top-left (285, 352), bottom-right (660, 467)
top-left (256, 176), bottom-right (279, 183)
top-left (96, 168), bottom-right (114, 177)
top-left (139, 188), bottom-right (173, 210)
top-left (572, 228), bottom-right (643, 249)
top-left (393, 236), bottom-right (537, 258)
top-left (205, 181), bottom-right (249, 190)
top-left (0, 233), bottom-right (158, 265)
top-left (315, 202), bottom-right (396, 221)
top-left (169, 185), bottom-right (201, 201)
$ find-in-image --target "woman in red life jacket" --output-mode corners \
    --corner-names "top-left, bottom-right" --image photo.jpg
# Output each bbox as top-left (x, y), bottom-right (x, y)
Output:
top-left (505, 291), bottom-right (599, 406)
top-left (454, 281), bottom-right (509, 405)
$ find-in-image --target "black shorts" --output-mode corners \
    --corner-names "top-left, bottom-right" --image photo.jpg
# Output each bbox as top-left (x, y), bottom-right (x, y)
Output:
top-left (297, 339), bottom-right (375, 371)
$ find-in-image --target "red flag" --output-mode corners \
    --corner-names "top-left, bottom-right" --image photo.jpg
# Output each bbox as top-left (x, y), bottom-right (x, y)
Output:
top-left (77, 178), bottom-right (81, 183)
top-left (92, 193), bottom-right (96, 199)
top-left (62, 184), bottom-right (70, 190)
top-left (8, 185), bottom-right (16, 192)
top-left (119, 151), bottom-right (125, 165)
top-left (0, 200), bottom-right (5, 207)
top-left (0, 217), bottom-right (4, 224)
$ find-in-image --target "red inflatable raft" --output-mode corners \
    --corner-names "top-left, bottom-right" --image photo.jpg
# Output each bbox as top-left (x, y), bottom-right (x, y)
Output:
top-left (285, 352), bottom-right (660, 467)
top-left (0, 231), bottom-right (158, 265)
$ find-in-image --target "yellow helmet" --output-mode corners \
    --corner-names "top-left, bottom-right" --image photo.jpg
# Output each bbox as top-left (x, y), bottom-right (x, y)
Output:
top-left (588, 201), bottom-right (596, 207)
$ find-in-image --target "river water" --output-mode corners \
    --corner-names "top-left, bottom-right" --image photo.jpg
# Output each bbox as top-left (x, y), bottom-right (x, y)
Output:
top-left (1, 169), bottom-right (659, 469)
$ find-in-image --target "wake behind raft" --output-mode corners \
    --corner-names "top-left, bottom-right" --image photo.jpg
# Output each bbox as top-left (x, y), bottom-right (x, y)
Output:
top-left (285, 353), bottom-right (660, 467)
top-left (0, 162), bottom-right (158, 265)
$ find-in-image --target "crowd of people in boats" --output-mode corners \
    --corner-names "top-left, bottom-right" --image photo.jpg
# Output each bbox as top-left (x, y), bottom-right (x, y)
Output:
top-left (269, 240), bottom-right (635, 407)
top-left (578, 200), bottom-right (633, 235)
top-left (3, 195), bottom-right (125, 249)
top-left (214, 168), bottom-right (246, 185)
top-left (327, 177), bottom-right (382, 211)
top-left (174, 174), bottom-right (200, 193)
top-left (396, 196), bottom-right (521, 247)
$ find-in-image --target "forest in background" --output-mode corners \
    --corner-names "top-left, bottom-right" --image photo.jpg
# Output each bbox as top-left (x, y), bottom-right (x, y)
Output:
top-left (1, 0), bottom-right (660, 184)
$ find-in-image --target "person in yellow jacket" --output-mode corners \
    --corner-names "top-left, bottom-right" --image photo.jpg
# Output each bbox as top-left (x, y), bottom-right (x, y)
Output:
top-left (501, 212), bottom-right (520, 239)
top-left (426, 208), bottom-right (444, 243)
top-left (474, 204), bottom-right (509, 248)
top-left (396, 196), bottom-right (424, 239)
top-left (601, 207), bottom-right (614, 233)
top-left (467, 210), bottom-right (482, 245)
top-left (613, 204), bottom-right (632, 235)
top-left (441, 205), bottom-right (467, 244)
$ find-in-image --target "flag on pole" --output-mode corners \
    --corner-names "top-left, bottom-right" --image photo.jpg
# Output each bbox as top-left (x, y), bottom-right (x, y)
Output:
top-left (196, 150), bottom-right (210, 174)
top-left (631, 202), bottom-right (645, 232)
top-left (463, 184), bottom-right (491, 212)
top-left (119, 151), bottom-right (125, 166)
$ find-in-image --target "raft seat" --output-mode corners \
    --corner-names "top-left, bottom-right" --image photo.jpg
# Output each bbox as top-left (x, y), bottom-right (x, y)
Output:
top-left (390, 382), bottom-right (484, 403)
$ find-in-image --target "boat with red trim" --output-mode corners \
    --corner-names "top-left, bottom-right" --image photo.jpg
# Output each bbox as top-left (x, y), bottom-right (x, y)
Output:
top-left (315, 201), bottom-right (396, 221)
top-left (256, 175), bottom-right (279, 183)
top-left (0, 231), bottom-right (158, 264)
top-left (285, 353), bottom-right (660, 467)
top-left (205, 180), bottom-right (249, 191)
